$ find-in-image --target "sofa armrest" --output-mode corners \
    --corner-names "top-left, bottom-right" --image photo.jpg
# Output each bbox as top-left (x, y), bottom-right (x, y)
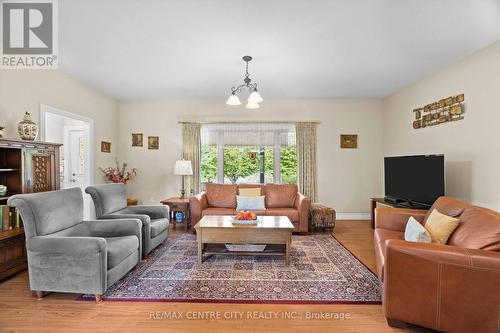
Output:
top-left (116, 205), bottom-right (169, 219)
top-left (86, 219), bottom-right (142, 237)
top-left (294, 193), bottom-right (311, 232)
top-left (85, 219), bottom-right (142, 260)
top-left (375, 207), bottom-right (427, 232)
top-left (384, 239), bottom-right (500, 332)
top-left (101, 213), bottom-right (150, 226)
top-left (27, 236), bottom-right (107, 256)
top-left (190, 192), bottom-right (208, 225)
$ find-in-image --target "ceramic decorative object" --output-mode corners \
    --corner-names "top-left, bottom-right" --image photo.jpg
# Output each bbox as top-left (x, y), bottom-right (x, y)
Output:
top-left (0, 185), bottom-right (7, 196)
top-left (175, 211), bottom-right (184, 222)
top-left (18, 112), bottom-right (38, 141)
top-left (0, 126), bottom-right (5, 138)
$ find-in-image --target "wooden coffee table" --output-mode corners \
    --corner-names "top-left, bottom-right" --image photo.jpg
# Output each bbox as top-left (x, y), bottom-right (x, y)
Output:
top-left (194, 215), bottom-right (294, 265)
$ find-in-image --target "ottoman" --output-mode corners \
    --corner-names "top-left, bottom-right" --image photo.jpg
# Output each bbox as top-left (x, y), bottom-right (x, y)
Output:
top-left (310, 203), bottom-right (336, 230)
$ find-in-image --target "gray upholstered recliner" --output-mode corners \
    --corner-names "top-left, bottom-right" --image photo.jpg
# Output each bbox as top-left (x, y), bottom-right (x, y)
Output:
top-left (7, 187), bottom-right (142, 302)
top-left (85, 183), bottom-right (169, 258)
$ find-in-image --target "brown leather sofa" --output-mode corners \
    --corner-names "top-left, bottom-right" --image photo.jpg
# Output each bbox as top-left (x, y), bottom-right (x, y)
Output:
top-left (374, 197), bottom-right (500, 333)
top-left (190, 183), bottom-right (311, 232)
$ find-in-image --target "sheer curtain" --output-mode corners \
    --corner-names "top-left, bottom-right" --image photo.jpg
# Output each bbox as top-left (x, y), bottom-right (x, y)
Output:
top-left (296, 122), bottom-right (317, 202)
top-left (182, 123), bottom-right (201, 194)
top-left (200, 123), bottom-right (296, 185)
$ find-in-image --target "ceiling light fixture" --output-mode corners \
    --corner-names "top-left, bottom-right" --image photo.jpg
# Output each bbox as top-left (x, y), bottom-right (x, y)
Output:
top-left (226, 56), bottom-right (263, 109)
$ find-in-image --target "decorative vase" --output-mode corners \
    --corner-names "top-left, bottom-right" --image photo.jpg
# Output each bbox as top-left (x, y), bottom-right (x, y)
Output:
top-left (18, 112), bottom-right (38, 141)
top-left (0, 185), bottom-right (7, 196)
top-left (175, 211), bottom-right (184, 222)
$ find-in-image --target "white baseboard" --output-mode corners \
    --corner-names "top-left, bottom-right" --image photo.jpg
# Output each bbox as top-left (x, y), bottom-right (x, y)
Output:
top-left (336, 213), bottom-right (370, 220)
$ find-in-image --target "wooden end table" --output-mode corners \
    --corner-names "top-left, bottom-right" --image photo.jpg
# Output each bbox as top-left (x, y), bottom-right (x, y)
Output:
top-left (160, 197), bottom-right (191, 231)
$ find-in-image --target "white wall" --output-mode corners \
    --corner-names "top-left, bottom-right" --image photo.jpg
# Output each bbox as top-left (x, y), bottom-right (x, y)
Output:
top-left (382, 40), bottom-right (500, 210)
top-left (117, 99), bottom-right (384, 215)
top-left (0, 70), bottom-right (118, 185)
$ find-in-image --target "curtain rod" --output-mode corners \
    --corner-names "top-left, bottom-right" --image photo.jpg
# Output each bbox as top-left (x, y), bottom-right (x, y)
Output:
top-left (177, 120), bottom-right (321, 124)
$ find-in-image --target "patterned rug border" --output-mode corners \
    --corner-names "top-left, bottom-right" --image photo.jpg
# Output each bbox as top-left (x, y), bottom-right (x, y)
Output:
top-left (77, 234), bottom-right (382, 305)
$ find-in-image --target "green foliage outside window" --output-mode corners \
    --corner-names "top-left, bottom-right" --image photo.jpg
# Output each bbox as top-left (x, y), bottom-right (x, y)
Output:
top-left (200, 145), bottom-right (297, 184)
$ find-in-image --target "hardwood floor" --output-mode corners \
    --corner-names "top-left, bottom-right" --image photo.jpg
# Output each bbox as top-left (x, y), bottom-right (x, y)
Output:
top-left (0, 221), bottom-right (431, 333)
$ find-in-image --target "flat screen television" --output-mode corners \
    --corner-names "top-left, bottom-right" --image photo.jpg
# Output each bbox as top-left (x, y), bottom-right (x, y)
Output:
top-left (384, 155), bottom-right (444, 208)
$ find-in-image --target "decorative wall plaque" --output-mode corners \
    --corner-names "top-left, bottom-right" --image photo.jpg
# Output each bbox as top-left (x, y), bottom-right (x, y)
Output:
top-left (148, 136), bottom-right (159, 150)
top-left (132, 133), bottom-right (143, 147)
top-left (101, 141), bottom-right (111, 153)
top-left (340, 134), bottom-right (358, 149)
top-left (412, 93), bottom-right (464, 129)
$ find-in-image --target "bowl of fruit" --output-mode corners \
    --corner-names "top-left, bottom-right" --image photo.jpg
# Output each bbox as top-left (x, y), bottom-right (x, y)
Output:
top-left (232, 211), bottom-right (259, 225)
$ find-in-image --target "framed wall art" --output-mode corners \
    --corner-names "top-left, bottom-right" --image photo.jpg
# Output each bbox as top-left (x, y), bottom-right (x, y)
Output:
top-left (148, 136), bottom-right (159, 150)
top-left (132, 133), bottom-right (143, 147)
top-left (101, 141), bottom-right (111, 153)
top-left (340, 134), bottom-right (358, 149)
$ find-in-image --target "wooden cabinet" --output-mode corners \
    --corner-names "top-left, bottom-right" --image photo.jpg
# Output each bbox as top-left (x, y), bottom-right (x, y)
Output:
top-left (0, 138), bottom-right (62, 280)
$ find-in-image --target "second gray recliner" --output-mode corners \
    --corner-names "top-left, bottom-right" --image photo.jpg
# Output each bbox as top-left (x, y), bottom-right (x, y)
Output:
top-left (85, 183), bottom-right (169, 258)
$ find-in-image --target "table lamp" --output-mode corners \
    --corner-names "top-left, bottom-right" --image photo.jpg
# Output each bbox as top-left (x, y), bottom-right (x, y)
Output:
top-left (174, 160), bottom-right (193, 199)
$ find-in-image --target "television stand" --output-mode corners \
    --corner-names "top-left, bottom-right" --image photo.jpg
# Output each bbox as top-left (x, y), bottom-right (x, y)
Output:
top-left (370, 198), bottom-right (428, 228)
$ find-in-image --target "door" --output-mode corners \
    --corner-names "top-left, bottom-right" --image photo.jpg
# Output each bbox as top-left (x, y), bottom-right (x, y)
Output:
top-left (41, 105), bottom-right (94, 220)
top-left (67, 129), bottom-right (86, 189)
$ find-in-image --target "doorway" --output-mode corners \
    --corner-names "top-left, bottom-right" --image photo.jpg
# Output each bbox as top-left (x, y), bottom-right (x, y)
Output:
top-left (40, 105), bottom-right (94, 219)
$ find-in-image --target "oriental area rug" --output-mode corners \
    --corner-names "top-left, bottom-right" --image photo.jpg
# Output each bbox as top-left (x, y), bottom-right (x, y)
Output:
top-left (80, 234), bottom-right (381, 304)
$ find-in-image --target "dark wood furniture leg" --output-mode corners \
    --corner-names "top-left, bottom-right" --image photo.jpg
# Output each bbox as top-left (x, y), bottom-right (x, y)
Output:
top-left (35, 290), bottom-right (44, 300)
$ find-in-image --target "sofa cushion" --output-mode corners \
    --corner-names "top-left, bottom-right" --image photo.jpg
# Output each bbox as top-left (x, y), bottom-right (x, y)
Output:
top-left (404, 216), bottom-right (431, 243)
top-left (8, 187), bottom-right (84, 238)
top-left (238, 184), bottom-right (265, 195)
top-left (374, 228), bottom-right (404, 280)
top-left (238, 188), bottom-right (262, 196)
top-left (236, 195), bottom-right (266, 211)
top-left (202, 207), bottom-right (236, 216)
top-left (425, 209), bottom-right (460, 245)
top-left (424, 196), bottom-right (465, 223)
top-left (205, 183), bottom-right (237, 208)
top-left (265, 184), bottom-right (298, 208)
top-left (265, 208), bottom-right (299, 222)
top-left (85, 183), bottom-right (127, 216)
top-left (447, 207), bottom-right (500, 251)
top-left (106, 236), bottom-right (139, 269)
top-left (150, 218), bottom-right (168, 238)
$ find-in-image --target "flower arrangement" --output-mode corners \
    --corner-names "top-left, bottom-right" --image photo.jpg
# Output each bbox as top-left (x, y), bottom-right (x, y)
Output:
top-left (99, 160), bottom-right (137, 184)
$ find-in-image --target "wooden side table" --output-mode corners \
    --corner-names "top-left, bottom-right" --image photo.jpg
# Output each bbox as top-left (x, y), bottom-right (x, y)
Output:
top-left (127, 198), bottom-right (138, 206)
top-left (160, 197), bottom-right (191, 231)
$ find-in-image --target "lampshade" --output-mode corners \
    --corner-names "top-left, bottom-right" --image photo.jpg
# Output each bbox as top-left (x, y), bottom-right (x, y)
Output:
top-left (174, 160), bottom-right (193, 175)
top-left (246, 101), bottom-right (260, 109)
top-left (226, 93), bottom-right (241, 106)
top-left (248, 90), bottom-right (263, 103)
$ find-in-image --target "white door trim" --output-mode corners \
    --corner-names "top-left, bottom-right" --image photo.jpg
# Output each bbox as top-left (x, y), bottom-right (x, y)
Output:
top-left (39, 104), bottom-right (94, 187)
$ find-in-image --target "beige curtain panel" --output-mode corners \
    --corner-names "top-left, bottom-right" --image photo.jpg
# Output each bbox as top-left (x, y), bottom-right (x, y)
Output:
top-left (295, 122), bottom-right (317, 202)
top-left (182, 123), bottom-right (201, 194)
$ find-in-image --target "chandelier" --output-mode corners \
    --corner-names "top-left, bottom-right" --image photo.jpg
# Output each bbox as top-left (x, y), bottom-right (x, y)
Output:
top-left (226, 56), bottom-right (263, 109)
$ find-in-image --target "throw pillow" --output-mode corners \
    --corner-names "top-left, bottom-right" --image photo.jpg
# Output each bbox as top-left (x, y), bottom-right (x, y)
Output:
top-left (236, 195), bottom-right (266, 211)
top-left (424, 209), bottom-right (460, 245)
top-left (404, 216), bottom-right (431, 243)
top-left (239, 188), bottom-right (261, 196)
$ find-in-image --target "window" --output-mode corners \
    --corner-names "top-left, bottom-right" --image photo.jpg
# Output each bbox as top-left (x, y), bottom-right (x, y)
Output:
top-left (200, 123), bottom-right (296, 185)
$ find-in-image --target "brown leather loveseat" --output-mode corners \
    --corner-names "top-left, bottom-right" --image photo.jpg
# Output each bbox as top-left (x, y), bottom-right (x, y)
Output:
top-left (190, 183), bottom-right (311, 232)
top-left (374, 197), bottom-right (500, 333)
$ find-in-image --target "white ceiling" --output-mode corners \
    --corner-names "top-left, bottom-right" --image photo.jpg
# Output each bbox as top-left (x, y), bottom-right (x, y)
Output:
top-left (59, 0), bottom-right (500, 100)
